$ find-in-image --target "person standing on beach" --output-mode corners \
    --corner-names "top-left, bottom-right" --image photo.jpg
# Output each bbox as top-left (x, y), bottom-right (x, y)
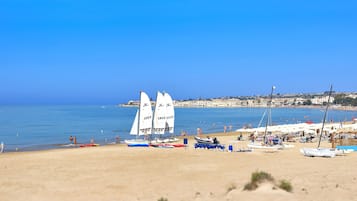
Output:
top-left (197, 128), bottom-right (202, 136)
top-left (115, 136), bottom-right (120, 144)
top-left (69, 136), bottom-right (74, 144)
top-left (0, 142), bottom-right (4, 153)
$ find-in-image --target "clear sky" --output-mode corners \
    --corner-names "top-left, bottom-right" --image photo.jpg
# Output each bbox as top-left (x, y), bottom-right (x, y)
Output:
top-left (1, 0), bottom-right (356, 104)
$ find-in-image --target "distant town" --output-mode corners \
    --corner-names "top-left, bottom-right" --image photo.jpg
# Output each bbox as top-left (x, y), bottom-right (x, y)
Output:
top-left (120, 91), bottom-right (357, 110)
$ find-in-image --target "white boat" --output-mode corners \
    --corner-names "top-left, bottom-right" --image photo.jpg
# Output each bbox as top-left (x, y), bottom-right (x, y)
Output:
top-left (151, 92), bottom-right (178, 144)
top-left (300, 147), bottom-right (352, 157)
top-left (247, 86), bottom-right (282, 150)
top-left (125, 139), bottom-right (150, 147)
top-left (247, 142), bottom-right (282, 150)
top-left (300, 148), bottom-right (336, 157)
top-left (194, 136), bottom-right (214, 144)
top-left (300, 85), bottom-right (338, 158)
top-left (333, 148), bottom-right (353, 156)
top-left (163, 92), bottom-right (175, 134)
top-left (125, 91), bottom-right (152, 147)
top-left (152, 92), bottom-right (166, 135)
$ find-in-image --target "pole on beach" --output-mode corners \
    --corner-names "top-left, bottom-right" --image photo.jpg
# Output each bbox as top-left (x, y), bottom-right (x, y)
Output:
top-left (317, 85), bottom-right (333, 148)
top-left (331, 133), bottom-right (335, 148)
top-left (263, 86), bottom-right (275, 144)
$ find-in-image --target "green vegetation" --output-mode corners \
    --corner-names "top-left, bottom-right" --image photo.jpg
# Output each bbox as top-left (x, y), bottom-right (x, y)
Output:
top-left (334, 94), bottom-right (357, 106)
top-left (244, 171), bottom-right (274, 191)
top-left (251, 171), bottom-right (274, 183)
top-left (244, 171), bottom-right (293, 193)
top-left (243, 182), bottom-right (258, 191)
top-left (278, 180), bottom-right (293, 192)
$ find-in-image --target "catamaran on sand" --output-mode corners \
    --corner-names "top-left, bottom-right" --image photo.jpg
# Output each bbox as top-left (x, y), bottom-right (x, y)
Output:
top-left (300, 85), bottom-right (352, 157)
top-left (124, 91), bottom-right (152, 147)
top-left (125, 91), bottom-right (181, 147)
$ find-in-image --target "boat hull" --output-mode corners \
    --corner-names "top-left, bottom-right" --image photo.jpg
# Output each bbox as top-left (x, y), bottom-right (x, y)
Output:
top-left (125, 139), bottom-right (149, 147)
top-left (79, 143), bottom-right (99, 148)
top-left (194, 136), bottom-right (214, 144)
top-left (300, 148), bottom-right (336, 157)
top-left (194, 143), bottom-right (225, 150)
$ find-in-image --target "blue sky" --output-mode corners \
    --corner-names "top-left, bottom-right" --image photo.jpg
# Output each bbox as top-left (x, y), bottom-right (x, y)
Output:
top-left (1, 0), bottom-right (356, 104)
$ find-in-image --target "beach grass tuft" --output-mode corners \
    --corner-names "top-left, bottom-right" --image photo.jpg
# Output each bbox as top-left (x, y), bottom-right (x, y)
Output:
top-left (278, 180), bottom-right (293, 192)
top-left (251, 171), bottom-right (274, 183)
top-left (243, 182), bottom-right (258, 191)
top-left (244, 171), bottom-right (293, 193)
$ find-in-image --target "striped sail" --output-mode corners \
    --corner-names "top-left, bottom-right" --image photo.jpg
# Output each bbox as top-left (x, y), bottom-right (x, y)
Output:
top-left (164, 92), bottom-right (175, 134)
top-left (153, 92), bottom-right (166, 134)
top-left (130, 91), bottom-right (153, 136)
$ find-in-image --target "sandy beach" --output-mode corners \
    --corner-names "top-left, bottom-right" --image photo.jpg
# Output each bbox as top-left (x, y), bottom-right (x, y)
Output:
top-left (1, 133), bottom-right (357, 201)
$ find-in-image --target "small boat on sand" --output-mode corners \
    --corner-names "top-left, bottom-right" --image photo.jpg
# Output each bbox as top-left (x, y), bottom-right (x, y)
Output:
top-left (194, 136), bottom-right (214, 144)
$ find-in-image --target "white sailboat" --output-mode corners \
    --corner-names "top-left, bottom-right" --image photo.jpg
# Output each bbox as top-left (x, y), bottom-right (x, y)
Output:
top-left (247, 86), bottom-right (284, 150)
top-left (125, 91), bottom-right (153, 147)
top-left (151, 92), bottom-right (178, 144)
top-left (300, 85), bottom-right (336, 157)
top-left (152, 92), bottom-right (166, 135)
top-left (163, 92), bottom-right (176, 136)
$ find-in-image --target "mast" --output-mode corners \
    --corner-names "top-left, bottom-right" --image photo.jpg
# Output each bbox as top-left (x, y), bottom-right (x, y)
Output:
top-left (317, 85), bottom-right (333, 148)
top-left (137, 91), bottom-right (142, 139)
top-left (263, 86), bottom-right (275, 144)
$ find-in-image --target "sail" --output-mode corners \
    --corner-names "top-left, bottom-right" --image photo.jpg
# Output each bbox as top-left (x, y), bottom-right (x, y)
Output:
top-left (138, 91), bottom-right (153, 135)
top-left (129, 110), bottom-right (139, 135)
top-left (153, 91), bottom-right (166, 134)
top-left (164, 92), bottom-right (175, 134)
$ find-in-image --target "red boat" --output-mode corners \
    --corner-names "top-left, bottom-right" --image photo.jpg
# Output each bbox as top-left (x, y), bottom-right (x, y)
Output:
top-left (79, 143), bottom-right (99, 148)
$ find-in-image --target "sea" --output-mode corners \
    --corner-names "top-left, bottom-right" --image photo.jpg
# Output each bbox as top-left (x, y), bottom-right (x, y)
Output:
top-left (0, 105), bottom-right (356, 152)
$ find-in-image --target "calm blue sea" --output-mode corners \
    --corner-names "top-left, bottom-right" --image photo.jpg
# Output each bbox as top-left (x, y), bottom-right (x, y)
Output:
top-left (0, 105), bottom-right (356, 152)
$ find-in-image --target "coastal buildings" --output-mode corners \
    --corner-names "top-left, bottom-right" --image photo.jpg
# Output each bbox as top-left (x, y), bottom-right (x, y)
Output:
top-left (121, 92), bottom-right (357, 110)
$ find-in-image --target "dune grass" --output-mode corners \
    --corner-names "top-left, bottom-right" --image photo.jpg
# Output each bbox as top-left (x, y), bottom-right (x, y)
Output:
top-left (278, 180), bottom-right (293, 192)
top-left (244, 170), bottom-right (292, 192)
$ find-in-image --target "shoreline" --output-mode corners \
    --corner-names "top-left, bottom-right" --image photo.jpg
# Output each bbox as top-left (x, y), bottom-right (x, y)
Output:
top-left (2, 119), bottom-right (356, 153)
top-left (120, 104), bottom-right (357, 111)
